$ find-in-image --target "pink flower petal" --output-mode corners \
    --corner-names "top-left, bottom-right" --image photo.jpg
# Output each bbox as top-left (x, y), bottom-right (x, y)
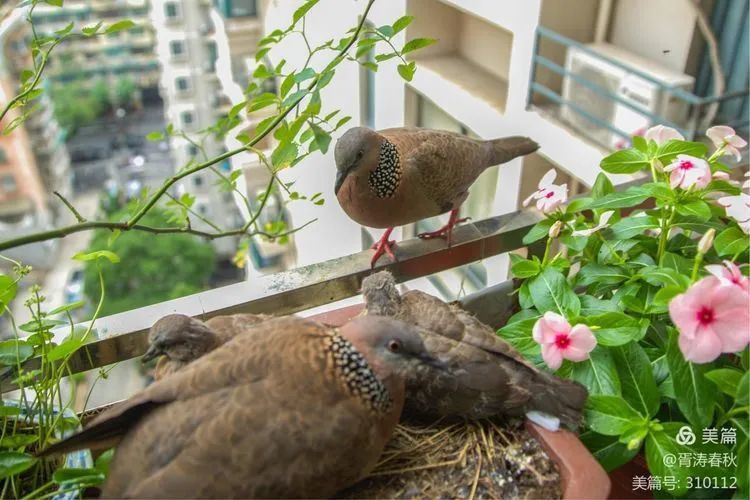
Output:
top-left (645, 125), bottom-right (684, 145)
top-left (541, 343), bottom-right (564, 370)
top-left (727, 135), bottom-right (748, 148)
top-left (678, 325), bottom-right (723, 363)
top-left (564, 324), bottom-right (597, 361)
top-left (539, 169), bottom-right (557, 189)
top-left (706, 125), bottom-right (735, 146)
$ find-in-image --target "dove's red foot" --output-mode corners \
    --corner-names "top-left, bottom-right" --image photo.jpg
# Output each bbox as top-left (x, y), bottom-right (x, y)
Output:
top-left (371, 227), bottom-right (397, 267)
top-left (417, 209), bottom-right (470, 247)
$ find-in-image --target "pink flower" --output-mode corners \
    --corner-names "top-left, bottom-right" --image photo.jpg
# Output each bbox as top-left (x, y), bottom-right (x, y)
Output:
top-left (669, 277), bottom-right (750, 363)
top-left (645, 124), bottom-right (685, 145)
top-left (707, 125), bottom-right (748, 161)
top-left (717, 193), bottom-right (750, 234)
top-left (572, 210), bottom-right (614, 237)
top-left (532, 312), bottom-right (597, 370)
top-left (705, 260), bottom-right (749, 292)
top-left (664, 154), bottom-right (712, 189)
top-left (522, 169), bottom-right (568, 214)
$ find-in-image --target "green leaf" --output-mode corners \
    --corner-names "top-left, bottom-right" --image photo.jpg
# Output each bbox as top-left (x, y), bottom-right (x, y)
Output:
top-left (0, 406), bottom-right (21, 417)
top-left (600, 148), bottom-right (649, 174)
top-left (660, 251), bottom-right (693, 275)
top-left (105, 20), bottom-right (136, 34)
top-left (46, 327), bottom-right (89, 362)
top-left (666, 332), bottom-right (716, 428)
top-left (580, 295), bottom-right (619, 315)
top-left (522, 218), bottom-right (554, 245)
top-left (568, 346), bottom-right (621, 396)
top-left (655, 139), bottom-right (707, 163)
top-left (509, 254), bottom-right (541, 278)
top-left (591, 172), bottom-right (614, 199)
top-left (652, 285), bottom-right (684, 306)
top-left (0, 275), bottom-right (17, 307)
top-left (376, 25), bottom-right (395, 38)
top-left (496, 318), bottom-right (540, 358)
top-left (48, 301), bottom-right (86, 315)
top-left (645, 422), bottom-right (695, 495)
top-left (282, 89), bottom-right (309, 108)
top-left (737, 440), bottom-right (749, 496)
top-left (527, 268), bottom-right (580, 316)
top-left (737, 372), bottom-right (749, 407)
top-left (675, 199), bottom-right (712, 221)
top-left (95, 449), bottom-right (114, 476)
top-left (247, 92), bottom-right (277, 112)
top-left (53, 467), bottom-right (105, 487)
top-left (640, 266), bottom-right (690, 289)
top-left (146, 131), bottom-right (164, 141)
top-left (81, 21), bottom-right (104, 36)
top-left (397, 62), bottom-right (416, 82)
top-left (586, 312), bottom-right (643, 346)
top-left (392, 15), bottom-right (414, 35)
top-left (0, 452), bottom-right (36, 480)
top-left (611, 343), bottom-right (659, 417)
top-left (254, 46), bottom-right (270, 62)
top-left (714, 226), bottom-right (750, 257)
top-left (270, 141), bottom-right (298, 171)
top-left (334, 116), bottom-right (351, 131)
top-left (0, 434), bottom-right (37, 449)
top-left (705, 368), bottom-right (744, 397)
top-left (608, 215), bottom-right (659, 240)
top-left (293, 67), bottom-right (316, 83)
top-left (585, 395), bottom-right (645, 436)
top-left (292, 0), bottom-right (319, 24)
top-left (361, 61), bottom-right (378, 72)
top-left (310, 123), bottom-right (331, 154)
top-left (587, 186), bottom-right (649, 209)
top-left (0, 340), bottom-right (34, 365)
top-left (576, 264), bottom-right (628, 287)
top-left (73, 250), bottom-right (120, 263)
top-left (580, 432), bottom-right (639, 471)
top-left (401, 37), bottom-right (437, 54)
top-left (375, 53), bottom-right (398, 62)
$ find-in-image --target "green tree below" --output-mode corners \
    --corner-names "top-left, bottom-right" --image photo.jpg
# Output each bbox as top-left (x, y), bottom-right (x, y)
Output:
top-left (83, 208), bottom-right (216, 316)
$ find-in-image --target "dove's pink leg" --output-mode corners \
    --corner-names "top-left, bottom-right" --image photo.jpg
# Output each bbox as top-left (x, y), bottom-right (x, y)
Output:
top-left (417, 209), bottom-right (470, 247)
top-left (370, 227), bottom-right (396, 267)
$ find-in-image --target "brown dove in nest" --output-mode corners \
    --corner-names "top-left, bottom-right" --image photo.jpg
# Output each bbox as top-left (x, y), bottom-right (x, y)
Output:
top-left (40, 315), bottom-right (445, 498)
top-left (334, 127), bottom-right (539, 266)
top-left (360, 271), bottom-right (588, 430)
top-left (142, 313), bottom-right (273, 380)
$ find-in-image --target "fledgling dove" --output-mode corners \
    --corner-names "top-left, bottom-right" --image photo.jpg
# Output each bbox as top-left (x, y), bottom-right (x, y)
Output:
top-left (142, 313), bottom-right (274, 380)
top-left (40, 315), bottom-right (445, 498)
top-left (361, 271), bottom-right (588, 430)
top-left (334, 127), bottom-right (539, 266)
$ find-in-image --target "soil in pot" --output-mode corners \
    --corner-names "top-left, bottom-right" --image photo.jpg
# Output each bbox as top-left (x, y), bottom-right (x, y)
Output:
top-left (338, 418), bottom-right (562, 499)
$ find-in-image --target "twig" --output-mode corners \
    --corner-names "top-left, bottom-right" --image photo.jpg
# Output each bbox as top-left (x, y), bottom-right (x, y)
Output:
top-left (53, 191), bottom-right (86, 223)
top-left (166, 193), bottom-right (223, 233)
top-left (0, 0), bottom-right (376, 253)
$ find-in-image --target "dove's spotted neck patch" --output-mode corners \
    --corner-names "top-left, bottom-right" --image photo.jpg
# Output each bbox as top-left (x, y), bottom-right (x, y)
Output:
top-left (328, 335), bottom-right (392, 413)
top-left (368, 140), bottom-right (401, 198)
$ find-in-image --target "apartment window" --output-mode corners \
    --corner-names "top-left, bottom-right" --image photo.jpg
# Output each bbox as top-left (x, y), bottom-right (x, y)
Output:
top-left (1, 174), bottom-right (17, 193)
top-left (193, 175), bottom-right (204, 187)
top-left (197, 203), bottom-right (208, 215)
top-left (205, 41), bottom-right (218, 72)
top-left (175, 76), bottom-right (191, 93)
top-left (169, 40), bottom-right (185, 58)
top-left (164, 1), bottom-right (181, 19)
top-left (216, 0), bottom-right (257, 18)
top-left (181, 111), bottom-right (195, 127)
top-left (187, 144), bottom-right (199, 157)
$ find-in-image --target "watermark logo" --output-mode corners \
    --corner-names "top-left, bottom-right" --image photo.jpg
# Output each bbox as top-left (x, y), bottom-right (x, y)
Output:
top-left (676, 425), bottom-right (696, 445)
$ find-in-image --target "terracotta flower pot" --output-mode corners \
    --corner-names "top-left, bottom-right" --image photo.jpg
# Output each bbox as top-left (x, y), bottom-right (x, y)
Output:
top-left (307, 295), bottom-right (611, 500)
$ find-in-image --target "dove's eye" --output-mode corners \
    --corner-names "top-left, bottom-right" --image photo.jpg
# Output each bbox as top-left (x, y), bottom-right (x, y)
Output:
top-left (387, 340), bottom-right (401, 353)
top-left (356, 149), bottom-right (364, 160)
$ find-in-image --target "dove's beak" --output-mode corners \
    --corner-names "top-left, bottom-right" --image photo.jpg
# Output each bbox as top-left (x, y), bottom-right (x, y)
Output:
top-left (334, 169), bottom-right (350, 196)
top-left (141, 345), bottom-right (163, 363)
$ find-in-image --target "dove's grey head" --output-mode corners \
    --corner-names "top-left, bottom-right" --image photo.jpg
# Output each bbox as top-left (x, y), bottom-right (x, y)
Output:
top-left (338, 316), bottom-right (444, 379)
top-left (334, 127), bottom-right (382, 195)
top-left (361, 271), bottom-right (401, 317)
top-left (143, 314), bottom-right (220, 363)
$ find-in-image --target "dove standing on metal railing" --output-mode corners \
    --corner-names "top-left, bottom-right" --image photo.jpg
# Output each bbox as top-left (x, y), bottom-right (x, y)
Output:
top-left (40, 315), bottom-right (445, 498)
top-left (334, 127), bottom-right (539, 266)
top-left (361, 271), bottom-right (588, 430)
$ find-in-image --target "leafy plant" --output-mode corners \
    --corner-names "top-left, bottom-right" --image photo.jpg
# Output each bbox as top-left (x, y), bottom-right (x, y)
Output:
top-left (500, 125), bottom-right (749, 498)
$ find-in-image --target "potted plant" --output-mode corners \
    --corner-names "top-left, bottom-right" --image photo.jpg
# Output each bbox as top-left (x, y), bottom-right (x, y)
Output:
top-left (496, 124), bottom-right (749, 499)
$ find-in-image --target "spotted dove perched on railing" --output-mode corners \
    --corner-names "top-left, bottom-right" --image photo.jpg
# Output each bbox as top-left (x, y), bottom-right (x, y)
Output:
top-left (334, 127), bottom-right (539, 266)
top-left (40, 315), bottom-right (444, 498)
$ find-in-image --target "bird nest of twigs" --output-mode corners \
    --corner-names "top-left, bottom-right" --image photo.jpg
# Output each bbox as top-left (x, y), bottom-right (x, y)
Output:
top-left (338, 419), bottom-right (561, 499)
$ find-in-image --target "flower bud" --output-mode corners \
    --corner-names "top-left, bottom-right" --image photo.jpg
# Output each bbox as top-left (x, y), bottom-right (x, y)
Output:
top-left (697, 228), bottom-right (715, 255)
top-left (548, 220), bottom-right (563, 239)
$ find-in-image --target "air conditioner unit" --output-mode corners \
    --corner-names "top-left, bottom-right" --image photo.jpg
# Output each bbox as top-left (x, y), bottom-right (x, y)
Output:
top-left (562, 43), bottom-right (694, 148)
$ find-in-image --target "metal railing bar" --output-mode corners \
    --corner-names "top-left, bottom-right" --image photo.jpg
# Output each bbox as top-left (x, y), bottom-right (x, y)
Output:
top-left (0, 209), bottom-right (542, 386)
top-left (536, 26), bottom-right (703, 105)
top-left (533, 54), bottom-right (687, 133)
top-left (530, 81), bottom-right (632, 141)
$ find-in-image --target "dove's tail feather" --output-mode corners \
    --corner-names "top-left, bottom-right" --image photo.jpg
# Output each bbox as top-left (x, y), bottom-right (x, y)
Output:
top-left (488, 136), bottom-right (539, 165)
top-left (528, 373), bottom-right (588, 431)
top-left (37, 401), bottom-right (159, 457)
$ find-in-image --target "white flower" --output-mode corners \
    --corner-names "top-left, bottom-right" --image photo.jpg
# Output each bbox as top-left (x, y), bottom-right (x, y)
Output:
top-left (523, 169), bottom-right (557, 207)
top-left (571, 210), bottom-right (615, 237)
top-left (717, 193), bottom-right (750, 234)
top-left (536, 184), bottom-right (568, 213)
top-left (664, 154), bottom-right (712, 189)
top-left (644, 124), bottom-right (685, 145)
top-left (707, 125), bottom-right (748, 161)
